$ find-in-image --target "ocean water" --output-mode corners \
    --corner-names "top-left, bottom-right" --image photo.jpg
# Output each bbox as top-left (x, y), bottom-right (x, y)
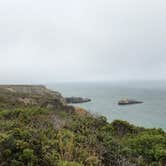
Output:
top-left (47, 81), bottom-right (166, 130)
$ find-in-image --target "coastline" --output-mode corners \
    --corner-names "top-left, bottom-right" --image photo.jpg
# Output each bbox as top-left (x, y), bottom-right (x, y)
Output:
top-left (47, 82), bottom-right (166, 131)
top-left (0, 84), bottom-right (165, 165)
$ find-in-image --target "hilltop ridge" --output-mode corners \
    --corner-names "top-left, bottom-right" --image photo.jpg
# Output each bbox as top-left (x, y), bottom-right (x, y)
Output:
top-left (0, 85), bottom-right (63, 99)
top-left (0, 85), bottom-right (65, 108)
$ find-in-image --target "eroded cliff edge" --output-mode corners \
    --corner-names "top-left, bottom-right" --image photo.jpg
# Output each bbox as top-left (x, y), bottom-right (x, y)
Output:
top-left (0, 85), bottom-right (88, 115)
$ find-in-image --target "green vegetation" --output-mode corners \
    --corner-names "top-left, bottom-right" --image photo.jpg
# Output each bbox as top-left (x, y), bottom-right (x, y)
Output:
top-left (0, 106), bottom-right (166, 166)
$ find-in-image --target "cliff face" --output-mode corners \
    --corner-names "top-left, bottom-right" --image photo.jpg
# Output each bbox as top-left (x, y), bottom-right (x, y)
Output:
top-left (0, 85), bottom-right (66, 108)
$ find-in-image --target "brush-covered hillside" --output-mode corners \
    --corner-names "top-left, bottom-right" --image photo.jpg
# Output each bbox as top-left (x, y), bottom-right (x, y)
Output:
top-left (0, 85), bottom-right (166, 166)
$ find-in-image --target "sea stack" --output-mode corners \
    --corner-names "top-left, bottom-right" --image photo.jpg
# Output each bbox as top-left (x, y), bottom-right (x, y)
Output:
top-left (65, 97), bottom-right (91, 104)
top-left (118, 99), bottom-right (143, 105)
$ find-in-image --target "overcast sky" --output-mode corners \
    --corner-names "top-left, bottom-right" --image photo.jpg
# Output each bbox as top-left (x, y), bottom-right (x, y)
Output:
top-left (0, 0), bottom-right (166, 83)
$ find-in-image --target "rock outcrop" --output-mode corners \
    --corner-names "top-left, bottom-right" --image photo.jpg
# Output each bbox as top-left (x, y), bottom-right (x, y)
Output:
top-left (118, 99), bottom-right (143, 105)
top-left (65, 97), bottom-right (91, 104)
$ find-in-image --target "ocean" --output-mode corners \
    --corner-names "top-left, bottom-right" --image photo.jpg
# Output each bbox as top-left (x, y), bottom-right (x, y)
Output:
top-left (47, 81), bottom-right (166, 130)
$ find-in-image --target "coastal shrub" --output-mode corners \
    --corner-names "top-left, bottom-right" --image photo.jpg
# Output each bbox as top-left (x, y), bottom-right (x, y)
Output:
top-left (57, 129), bottom-right (75, 161)
top-left (0, 107), bottom-right (166, 166)
top-left (111, 120), bottom-right (139, 137)
top-left (58, 160), bottom-right (82, 166)
top-left (123, 132), bottom-right (166, 165)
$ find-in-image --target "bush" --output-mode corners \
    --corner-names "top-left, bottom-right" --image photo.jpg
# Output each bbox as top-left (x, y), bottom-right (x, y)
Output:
top-left (0, 107), bottom-right (166, 166)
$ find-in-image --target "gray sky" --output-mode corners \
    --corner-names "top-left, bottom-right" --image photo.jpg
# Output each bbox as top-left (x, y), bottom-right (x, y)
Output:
top-left (0, 0), bottom-right (166, 83)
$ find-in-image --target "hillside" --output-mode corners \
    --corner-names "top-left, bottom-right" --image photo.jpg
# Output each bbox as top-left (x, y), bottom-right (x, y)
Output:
top-left (0, 85), bottom-right (166, 166)
top-left (0, 85), bottom-right (65, 108)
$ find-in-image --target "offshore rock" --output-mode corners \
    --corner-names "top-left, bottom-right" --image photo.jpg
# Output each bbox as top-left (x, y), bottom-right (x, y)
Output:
top-left (118, 99), bottom-right (143, 105)
top-left (65, 97), bottom-right (91, 104)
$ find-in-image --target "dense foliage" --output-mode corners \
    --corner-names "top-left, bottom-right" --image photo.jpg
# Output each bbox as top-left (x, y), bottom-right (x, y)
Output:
top-left (0, 107), bottom-right (166, 166)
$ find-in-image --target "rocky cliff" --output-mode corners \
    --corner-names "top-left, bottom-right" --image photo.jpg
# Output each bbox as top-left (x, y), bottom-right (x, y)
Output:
top-left (0, 85), bottom-right (88, 115)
